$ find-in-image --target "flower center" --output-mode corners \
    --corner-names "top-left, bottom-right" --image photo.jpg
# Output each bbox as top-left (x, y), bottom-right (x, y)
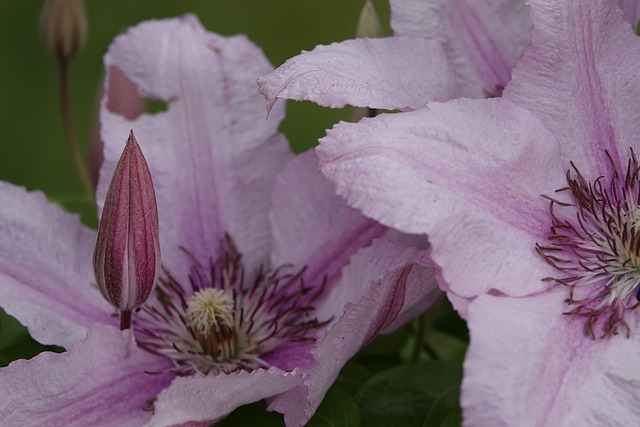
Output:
top-left (186, 288), bottom-right (234, 334)
top-left (134, 235), bottom-right (328, 375)
top-left (537, 151), bottom-right (640, 339)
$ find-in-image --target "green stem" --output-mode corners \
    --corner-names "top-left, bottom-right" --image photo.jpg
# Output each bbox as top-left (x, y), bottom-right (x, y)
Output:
top-left (57, 59), bottom-right (96, 215)
top-left (412, 313), bottom-right (427, 362)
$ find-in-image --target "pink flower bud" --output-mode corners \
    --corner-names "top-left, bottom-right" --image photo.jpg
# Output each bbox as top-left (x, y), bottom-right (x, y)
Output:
top-left (39, 0), bottom-right (88, 62)
top-left (356, 0), bottom-right (384, 39)
top-left (93, 130), bottom-right (160, 319)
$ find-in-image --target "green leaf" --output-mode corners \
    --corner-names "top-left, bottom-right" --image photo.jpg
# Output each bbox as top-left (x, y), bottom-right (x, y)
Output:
top-left (355, 361), bottom-right (462, 427)
top-left (0, 338), bottom-right (64, 367)
top-left (432, 405), bottom-right (462, 427)
top-left (354, 354), bottom-right (403, 375)
top-left (0, 312), bottom-right (64, 367)
top-left (216, 401), bottom-right (284, 427)
top-left (307, 385), bottom-right (360, 427)
top-left (0, 309), bottom-right (28, 351)
top-left (432, 301), bottom-right (468, 343)
top-left (358, 326), bottom-right (410, 356)
top-left (422, 387), bottom-right (461, 427)
top-left (335, 361), bottom-right (372, 395)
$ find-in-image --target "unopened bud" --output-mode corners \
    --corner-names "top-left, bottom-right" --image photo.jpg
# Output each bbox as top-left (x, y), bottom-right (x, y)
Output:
top-left (39, 0), bottom-right (87, 61)
top-left (93, 131), bottom-right (160, 327)
top-left (356, 0), bottom-right (384, 39)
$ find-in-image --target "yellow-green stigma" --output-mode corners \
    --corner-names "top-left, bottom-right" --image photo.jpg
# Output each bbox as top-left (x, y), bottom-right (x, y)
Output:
top-left (186, 288), bottom-right (234, 334)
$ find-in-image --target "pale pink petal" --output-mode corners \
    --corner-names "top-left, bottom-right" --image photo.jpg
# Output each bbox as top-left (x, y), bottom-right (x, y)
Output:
top-left (0, 183), bottom-right (113, 347)
top-left (270, 239), bottom-right (437, 425)
top-left (0, 324), bottom-right (173, 426)
top-left (390, 0), bottom-right (531, 97)
top-left (262, 342), bottom-right (316, 372)
top-left (146, 368), bottom-right (303, 427)
top-left (416, 249), bottom-right (473, 318)
top-left (463, 292), bottom-right (640, 426)
top-left (318, 98), bottom-right (565, 298)
top-left (504, 0), bottom-right (640, 178)
top-left (445, 290), bottom-right (472, 320)
top-left (99, 16), bottom-right (291, 281)
top-left (270, 150), bottom-right (387, 287)
top-left (90, 66), bottom-right (145, 188)
top-left (257, 37), bottom-right (458, 111)
top-left (617, 0), bottom-right (640, 28)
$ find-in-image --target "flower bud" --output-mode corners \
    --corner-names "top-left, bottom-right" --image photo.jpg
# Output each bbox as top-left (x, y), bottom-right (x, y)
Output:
top-left (356, 0), bottom-right (384, 39)
top-left (93, 130), bottom-right (160, 318)
top-left (39, 0), bottom-right (87, 62)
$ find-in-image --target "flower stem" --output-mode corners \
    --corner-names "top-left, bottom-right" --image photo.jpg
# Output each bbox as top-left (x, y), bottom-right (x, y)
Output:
top-left (120, 310), bottom-right (132, 330)
top-left (412, 313), bottom-right (427, 362)
top-left (57, 59), bottom-right (96, 215)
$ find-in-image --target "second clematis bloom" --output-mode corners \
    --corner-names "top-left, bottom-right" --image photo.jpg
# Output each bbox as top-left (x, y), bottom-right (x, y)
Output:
top-left (315, 0), bottom-right (640, 424)
top-left (93, 130), bottom-right (160, 329)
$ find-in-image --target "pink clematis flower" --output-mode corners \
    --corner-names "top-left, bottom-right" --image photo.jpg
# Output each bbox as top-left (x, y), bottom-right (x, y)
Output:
top-left (314, 0), bottom-right (640, 424)
top-left (0, 16), bottom-right (438, 426)
top-left (257, 0), bottom-right (532, 113)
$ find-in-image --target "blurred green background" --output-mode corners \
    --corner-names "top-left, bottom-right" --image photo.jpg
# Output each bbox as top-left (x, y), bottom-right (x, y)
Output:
top-left (0, 0), bottom-right (390, 205)
top-left (0, 0), bottom-right (390, 356)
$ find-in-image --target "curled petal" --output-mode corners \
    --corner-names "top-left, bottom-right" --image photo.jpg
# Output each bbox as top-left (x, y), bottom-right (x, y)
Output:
top-left (270, 239), bottom-right (437, 425)
top-left (147, 368), bottom-right (303, 427)
top-left (258, 37), bottom-right (458, 112)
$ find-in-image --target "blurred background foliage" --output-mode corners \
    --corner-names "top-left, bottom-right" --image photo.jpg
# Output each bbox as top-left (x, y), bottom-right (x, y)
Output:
top-left (0, 0), bottom-right (392, 352)
top-left (0, 0), bottom-right (391, 207)
top-left (0, 0), bottom-right (392, 363)
top-left (0, 2), bottom-right (468, 425)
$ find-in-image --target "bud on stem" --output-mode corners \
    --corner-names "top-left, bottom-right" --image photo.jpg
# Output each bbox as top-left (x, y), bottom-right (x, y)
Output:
top-left (356, 0), bottom-right (384, 39)
top-left (93, 131), bottom-right (160, 330)
top-left (40, 0), bottom-right (87, 63)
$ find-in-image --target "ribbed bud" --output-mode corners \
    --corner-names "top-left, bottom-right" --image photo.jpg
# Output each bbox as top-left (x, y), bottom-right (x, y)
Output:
top-left (93, 130), bottom-right (160, 315)
top-left (356, 0), bottom-right (384, 38)
top-left (39, 0), bottom-right (87, 61)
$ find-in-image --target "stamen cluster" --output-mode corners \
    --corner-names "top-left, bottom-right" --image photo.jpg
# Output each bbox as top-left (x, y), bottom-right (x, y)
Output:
top-left (135, 235), bottom-right (328, 375)
top-left (537, 151), bottom-right (640, 338)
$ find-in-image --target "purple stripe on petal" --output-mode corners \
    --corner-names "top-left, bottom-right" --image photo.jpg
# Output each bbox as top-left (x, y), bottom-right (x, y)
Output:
top-left (271, 151), bottom-right (387, 289)
top-left (505, 0), bottom-right (640, 178)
